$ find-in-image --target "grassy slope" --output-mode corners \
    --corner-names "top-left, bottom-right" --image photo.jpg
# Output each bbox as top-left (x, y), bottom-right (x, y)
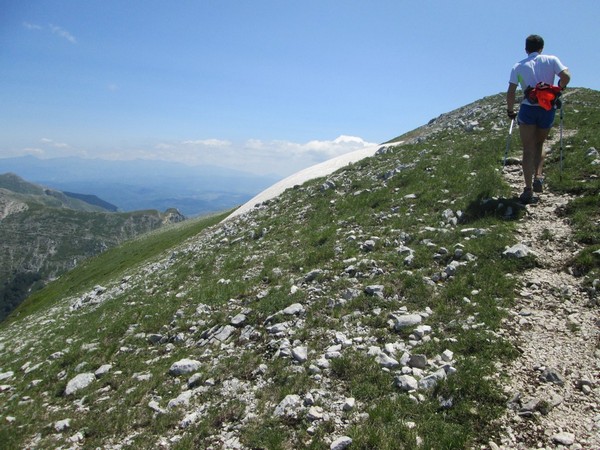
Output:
top-left (6, 211), bottom-right (230, 323)
top-left (0, 90), bottom-right (597, 449)
top-left (0, 183), bottom-right (191, 321)
top-left (547, 90), bottom-right (600, 283)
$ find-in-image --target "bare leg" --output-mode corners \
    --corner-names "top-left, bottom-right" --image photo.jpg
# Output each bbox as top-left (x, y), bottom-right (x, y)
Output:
top-left (534, 127), bottom-right (550, 179)
top-left (519, 124), bottom-right (537, 190)
top-left (520, 125), bottom-right (551, 188)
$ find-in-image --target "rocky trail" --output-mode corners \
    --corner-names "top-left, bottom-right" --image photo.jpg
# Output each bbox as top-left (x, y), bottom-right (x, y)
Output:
top-left (494, 128), bottom-right (600, 449)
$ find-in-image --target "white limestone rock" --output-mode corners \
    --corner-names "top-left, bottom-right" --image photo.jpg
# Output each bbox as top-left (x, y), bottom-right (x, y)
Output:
top-left (168, 359), bottom-right (201, 376)
top-left (274, 394), bottom-right (302, 419)
top-left (330, 436), bottom-right (353, 450)
top-left (65, 373), bottom-right (95, 396)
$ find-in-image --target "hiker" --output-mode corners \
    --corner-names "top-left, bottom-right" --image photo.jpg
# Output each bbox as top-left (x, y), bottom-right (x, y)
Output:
top-left (506, 34), bottom-right (571, 203)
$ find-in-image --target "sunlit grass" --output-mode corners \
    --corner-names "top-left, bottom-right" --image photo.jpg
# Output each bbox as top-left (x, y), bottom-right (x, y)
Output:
top-left (0, 90), bottom-right (598, 449)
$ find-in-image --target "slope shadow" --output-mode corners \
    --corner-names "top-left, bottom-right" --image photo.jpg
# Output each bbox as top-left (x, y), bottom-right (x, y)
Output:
top-left (461, 194), bottom-right (530, 223)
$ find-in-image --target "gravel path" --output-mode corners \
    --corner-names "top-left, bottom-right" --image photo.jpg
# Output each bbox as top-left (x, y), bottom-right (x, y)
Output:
top-left (493, 129), bottom-right (600, 449)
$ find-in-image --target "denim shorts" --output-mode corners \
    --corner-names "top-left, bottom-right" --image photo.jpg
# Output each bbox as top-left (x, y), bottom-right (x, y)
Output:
top-left (518, 103), bottom-right (556, 129)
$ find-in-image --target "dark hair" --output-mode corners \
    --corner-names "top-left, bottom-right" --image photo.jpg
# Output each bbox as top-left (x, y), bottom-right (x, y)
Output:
top-left (525, 35), bottom-right (544, 53)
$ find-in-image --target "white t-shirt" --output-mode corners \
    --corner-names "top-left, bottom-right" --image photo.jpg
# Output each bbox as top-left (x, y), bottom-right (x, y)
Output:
top-left (509, 52), bottom-right (568, 106)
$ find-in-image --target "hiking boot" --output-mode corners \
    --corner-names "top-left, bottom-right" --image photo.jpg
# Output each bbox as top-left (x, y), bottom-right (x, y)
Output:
top-left (519, 187), bottom-right (534, 204)
top-left (533, 178), bottom-right (544, 193)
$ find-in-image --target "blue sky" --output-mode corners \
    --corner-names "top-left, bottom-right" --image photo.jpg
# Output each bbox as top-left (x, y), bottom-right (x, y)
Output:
top-left (1, 0), bottom-right (598, 177)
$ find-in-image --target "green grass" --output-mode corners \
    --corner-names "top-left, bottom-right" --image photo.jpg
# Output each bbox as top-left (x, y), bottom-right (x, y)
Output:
top-left (546, 89), bottom-right (600, 284)
top-left (5, 210), bottom-right (230, 323)
top-left (0, 89), bottom-right (598, 449)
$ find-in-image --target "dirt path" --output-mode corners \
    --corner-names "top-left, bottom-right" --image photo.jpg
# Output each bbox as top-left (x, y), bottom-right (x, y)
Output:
top-left (492, 128), bottom-right (600, 449)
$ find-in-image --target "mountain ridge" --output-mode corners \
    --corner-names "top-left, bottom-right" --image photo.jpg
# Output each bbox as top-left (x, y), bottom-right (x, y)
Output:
top-left (0, 173), bottom-right (186, 322)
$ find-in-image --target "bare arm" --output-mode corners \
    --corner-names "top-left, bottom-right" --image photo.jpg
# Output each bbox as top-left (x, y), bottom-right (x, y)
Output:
top-left (506, 82), bottom-right (518, 113)
top-left (558, 68), bottom-right (571, 89)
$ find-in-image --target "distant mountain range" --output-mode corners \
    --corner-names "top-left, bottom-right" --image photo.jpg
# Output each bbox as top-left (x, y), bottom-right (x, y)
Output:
top-left (0, 172), bottom-right (185, 321)
top-left (0, 156), bottom-right (279, 216)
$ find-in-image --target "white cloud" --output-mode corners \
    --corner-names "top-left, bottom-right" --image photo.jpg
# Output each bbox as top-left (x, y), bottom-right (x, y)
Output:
top-left (41, 138), bottom-right (70, 149)
top-left (7, 135), bottom-right (379, 178)
top-left (49, 24), bottom-right (77, 44)
top-left (155, 143), bottom-right (175, 150)
top-left (22, 147), bottom-right (45, 157)
top-left (182, 139), bottom-right (232, 147)
top-left (23, 22), bottom-right (76, 44)
top-left (109, 135), bottom-right (377, 176)
top-left (242, 135), bottom-right (378, 163)
top-left (23, 22), bottom-right (42, 30)
top-left (221, 135), bottom-right (379, 176)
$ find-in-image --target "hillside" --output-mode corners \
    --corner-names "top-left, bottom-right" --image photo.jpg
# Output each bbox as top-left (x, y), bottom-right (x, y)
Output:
top-left (0, 90), bottom-right (598, 449)
top-left (0, 174), bottom-right (186, 321)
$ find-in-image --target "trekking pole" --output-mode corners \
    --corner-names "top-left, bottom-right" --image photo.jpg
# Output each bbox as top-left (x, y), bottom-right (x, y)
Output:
top-left (503, 118), bottom-right (515, 168)
top-left (559, 99), bottom-right (564, 181)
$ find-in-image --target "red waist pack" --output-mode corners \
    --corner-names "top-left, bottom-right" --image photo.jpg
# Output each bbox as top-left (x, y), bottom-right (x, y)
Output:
top-left (525, 82), bottom-right (563, 110)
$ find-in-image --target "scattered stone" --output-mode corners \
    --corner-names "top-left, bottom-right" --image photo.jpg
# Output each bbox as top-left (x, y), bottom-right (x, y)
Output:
top-left (292, 346), bottom-right (308, 363)
top-left (394, 314), bottom-right (422, 330)
top-left (168, 359), bottom-right (201, 376)
top-left (519, 396), bottom-right (542, 415)
top-left (188, 373), bottom-right (203, 388)
top-left (274, 394), bottom-right (302, 419)
top-left (230, 313), bottom-right (247, 327)
top-left (418, 368), bottom-right (447, 391)
top-left (267, 323), bottom-right (289, 335)
top-left (330, 436), bottom-right (352, 450)
top-left (148, 400), bottom-right (166, 414)
top-left (502, 243), bottom-right (534, 259)
top-left (361, 240), bottom-right (376, 251)
top-left (211, 325), bottom-right (236, 342)
top-left (441, 349), bottom-right (454, 362)
top-left (540, 368), bottom-right (565, 386)
top-left (304, 269), bottom-right (323, 282)
top-left (65, 373), bottom-right (95, 396)
top-left (49, 351), bottom-right (65, 360)
top-left (147, 333), bottom-right (163, 344)
top-left (395, 375), bottom-right (419, 392)
top-left (307, 406), bottom-right (324, 421)
top-left (413, 325), bottom-right (432, 339)
top-left (552, 431), bottom-right (576, 446)
top-left (180, 411), bottom-right (201, 428)
top-left (343, 397), bottom-right (355, 411)
top-left (376, 353), bottom-right (399, 369)
top-left (365, 285), bottom-right (385, 298)
top-left (94, 364), bottom-right (112, 378)
top-left (586, 147), bottom-right (599, 158)
top-left (168, 390), bottom-right (193, 409)
top-left (408, 354), bottom-right (428, 369)
top-left (133, 372), bottom-right (152, 381)
top-left (282, 303), bottom-right (305, 315)
top-left (54, 419), bottom-right (71, 432)
top-left (0, 371), bottom-right (14, 381)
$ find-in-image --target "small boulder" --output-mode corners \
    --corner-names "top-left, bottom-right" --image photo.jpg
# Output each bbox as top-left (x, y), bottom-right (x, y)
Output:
top-left (274, 394), bottom-right (302, 419)
top-left (503, 243), bottom-right (534, 259)
top-left (65, 373), bottom-right (95, 396)
top-left (394, 314), bottom-right (422, 330)
top-left (552, 432), bottom-right (575, 446)
top-left (54, 418), bottom-right (71, 432)
top-left (330, 436), bottom-right (352, 450)
top-left (168, 359), bottom-right (201, 376)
